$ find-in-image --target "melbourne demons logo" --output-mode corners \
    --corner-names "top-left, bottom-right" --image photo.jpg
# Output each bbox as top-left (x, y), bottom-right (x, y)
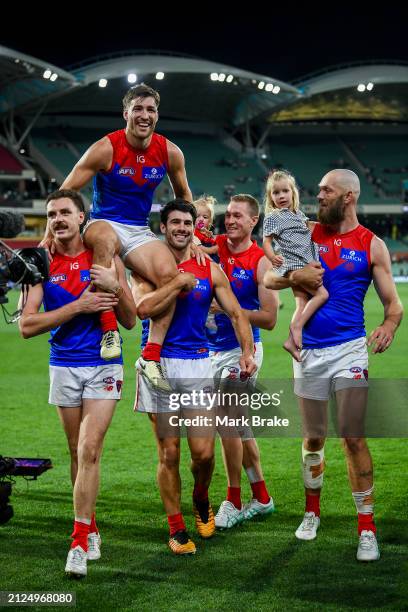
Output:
top-left (118, 167), bottom-right (135, 175)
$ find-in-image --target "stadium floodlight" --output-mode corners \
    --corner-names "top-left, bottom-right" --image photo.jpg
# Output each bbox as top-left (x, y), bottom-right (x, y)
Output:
top-left (99, 78), bottom-right (108, 88)
top-left (218, 73), bottom-right (226, 82)
top-left (156, 72), bottom-right (165, 80)
top-left (210, 73), bottom-right (219, 81)
top-left (226, 74), bottom-right (234, 83)
top-left (357, 83), bottom-right (366, 92)
top-left (43, 69), bottom-right (52, 79)
top-left (258, 81), bottom-right (265, 90)
top-left (19, 149), bottom-right (25, 154)
top-left (50, 73), bottom-right (58, 82)
top-left (367, 82), bottom-right (374, 91)
top-left (265, 83), bottom-right (273, 92)
top-left (127, 73), bottom-right (137, 84)
top-left (272, 85), bottom-right (280, 94)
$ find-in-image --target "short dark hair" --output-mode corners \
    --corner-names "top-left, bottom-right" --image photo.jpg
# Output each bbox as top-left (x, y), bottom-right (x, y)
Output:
top-left (122, 84), bottom-right (160, 110)
top-left (230, 193), bottom-right (260, 216)
top-left (46, 189), bottom-right (85, 213)
top-left (160, 199), bottom-right (197, 225)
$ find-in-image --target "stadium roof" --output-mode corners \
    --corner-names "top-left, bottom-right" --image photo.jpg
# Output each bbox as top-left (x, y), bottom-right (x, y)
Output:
top-left (264, 62), bottom-right (408, 125)
top-left (1, 48), bottom-right (408, 129)
top-left (0, 45), bottom-right (78, 115)
top-left (0, 48), bottom-right (302, 127)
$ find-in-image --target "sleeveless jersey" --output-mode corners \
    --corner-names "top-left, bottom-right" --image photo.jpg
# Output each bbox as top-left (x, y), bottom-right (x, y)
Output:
top-left (141, 258), bottom-right (213, 359)
top-left (209, 234), bottom-right (264, 351)
top-left (42, 250), bottom-right (122, 366)
top-left (303, 223), bottom-right (374, 349)
top-left (91, 130), bottom-right (169, 226)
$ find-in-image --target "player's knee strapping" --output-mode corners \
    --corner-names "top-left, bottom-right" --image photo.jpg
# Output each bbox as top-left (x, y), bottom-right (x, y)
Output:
top-left (302, 444), bottom-right (325, 489)
top-left (352, 486), bottom-right (374, 514)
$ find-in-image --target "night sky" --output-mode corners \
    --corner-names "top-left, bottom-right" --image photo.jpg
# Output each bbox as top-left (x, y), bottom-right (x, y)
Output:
top-left (2, 8), bottom-right (407, 82)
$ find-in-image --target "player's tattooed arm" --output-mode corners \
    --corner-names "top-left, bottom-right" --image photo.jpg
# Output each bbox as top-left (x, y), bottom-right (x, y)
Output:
top-left (166, 140), bottom-right (193, 202)
top-left (368, 236), bottom-right (403, 353)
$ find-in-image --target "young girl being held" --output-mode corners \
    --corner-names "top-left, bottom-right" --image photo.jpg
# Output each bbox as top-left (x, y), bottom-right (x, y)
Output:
top-left (263, 170), bottom-right (328, 361)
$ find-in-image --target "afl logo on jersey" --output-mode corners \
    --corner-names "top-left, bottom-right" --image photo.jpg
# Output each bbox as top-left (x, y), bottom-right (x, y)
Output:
top-left (118, 167), bottom-right (135, 175)
top-left (49, 274), bottom-right (67, 284)
top-left (318, 245), bottom-right (329, 253)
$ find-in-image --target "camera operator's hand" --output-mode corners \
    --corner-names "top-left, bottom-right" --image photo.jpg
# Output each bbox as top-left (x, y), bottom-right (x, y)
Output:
top-left (76, 286), bottom-right (119, 314)
top-left (90, 260), bottom-right (119, 293)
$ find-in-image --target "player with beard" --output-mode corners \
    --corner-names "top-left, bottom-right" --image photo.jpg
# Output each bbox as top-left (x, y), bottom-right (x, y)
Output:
top-left (265, 169), bottom-right (403, 561)
top-left (42, 85), bottom-right (192, 391)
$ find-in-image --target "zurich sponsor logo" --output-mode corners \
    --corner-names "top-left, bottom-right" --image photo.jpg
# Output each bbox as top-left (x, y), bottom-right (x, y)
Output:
top-left (232, 269), bottom-right (249, 280)
top-left (80, 270), bottom-right (91, 282)
top-left (142, 166), bottom-right (165, 180)
top-left (350, 367), bottom-right (362, 373)
top-left (49, 274), bottom-right (67, 283)
top-left (340, 248), bottom-right (365, 263)
top-left (318, 245), bottom-right (329, 253)
top-left (118, 167), bottom-right (135, 175)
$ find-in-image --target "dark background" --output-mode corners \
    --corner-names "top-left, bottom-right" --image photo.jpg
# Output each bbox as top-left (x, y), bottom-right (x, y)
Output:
top-left (3, 7), bottom-right (407, 81)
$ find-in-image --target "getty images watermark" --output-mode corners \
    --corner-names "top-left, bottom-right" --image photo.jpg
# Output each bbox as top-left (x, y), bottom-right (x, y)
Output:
top-left (167, 389), bottom-right (290, 429)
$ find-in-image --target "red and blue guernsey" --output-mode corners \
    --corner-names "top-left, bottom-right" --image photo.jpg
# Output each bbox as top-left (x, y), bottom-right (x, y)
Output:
top-left (303, 223), bottom-right (374, 349)
top-left (92, 130), bottom-right (169, 226)
top-left (209, 234), bottom-right (264, 352)
top-left (141, 258), bottom-right (213, 359)
top-left (42, 250), bottom-right (123, 367)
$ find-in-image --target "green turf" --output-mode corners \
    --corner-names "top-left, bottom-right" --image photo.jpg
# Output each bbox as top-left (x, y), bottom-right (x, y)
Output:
top-left (0, 286), bottom-right (407, 611)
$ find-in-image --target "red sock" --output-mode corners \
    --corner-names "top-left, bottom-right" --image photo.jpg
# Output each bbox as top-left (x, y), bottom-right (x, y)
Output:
top-left (100, 310), bottom-right (118, 333)
top-left (193, 483), bottom-right (209, 502)
top-left (227, 486), bottom-right (241, 510)
top-left (90, 513), bottom-right (98, 534)
top-left (142, 342), bottom-right (162, 362)
top-left (358, 512), bottom-right (376, 535)
top-left (70, 520), bottom-right (89, 552)
top-left (305, 492), bottom-right (321, 517)
top-left (250, 480), bottom-right (270, 504)
top-left (167, 512), bottom-right (186, 536)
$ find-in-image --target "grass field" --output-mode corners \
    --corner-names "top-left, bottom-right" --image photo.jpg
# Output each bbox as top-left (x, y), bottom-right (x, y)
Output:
top-left (1, 286), bottom-right (407, 611)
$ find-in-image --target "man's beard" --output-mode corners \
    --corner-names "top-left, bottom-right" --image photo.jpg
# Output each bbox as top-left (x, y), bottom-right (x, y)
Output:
top-left (318, 195), bottom-right (346, 225)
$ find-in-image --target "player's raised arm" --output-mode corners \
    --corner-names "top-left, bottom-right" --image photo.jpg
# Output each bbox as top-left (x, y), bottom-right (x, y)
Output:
top-left (62, 137), bottom-right (113, 190)
top-left (368, 236), bottom-right (403, 353)
top-left (211, 263), bottom-right (256, 376)
top-left (166, 141), bottom-right (192, 202)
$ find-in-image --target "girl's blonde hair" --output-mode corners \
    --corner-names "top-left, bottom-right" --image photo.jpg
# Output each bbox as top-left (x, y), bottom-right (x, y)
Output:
top-left (264, 169), bottom-right (300, 215)
top-left (193, 195), bottom-right (217, 223)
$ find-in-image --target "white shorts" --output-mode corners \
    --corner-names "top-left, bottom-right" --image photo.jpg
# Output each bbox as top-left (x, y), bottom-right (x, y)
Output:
top-left (293, 336), bottom-right (369, 401)
top-left (49, 364), bottom-right (124, 407)
top-left (84, 219), bottom-right (159, 259)
top-left (210, 342), bottom-right (263, 385)
top-left (135, 357), bottom-right (214, 414)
